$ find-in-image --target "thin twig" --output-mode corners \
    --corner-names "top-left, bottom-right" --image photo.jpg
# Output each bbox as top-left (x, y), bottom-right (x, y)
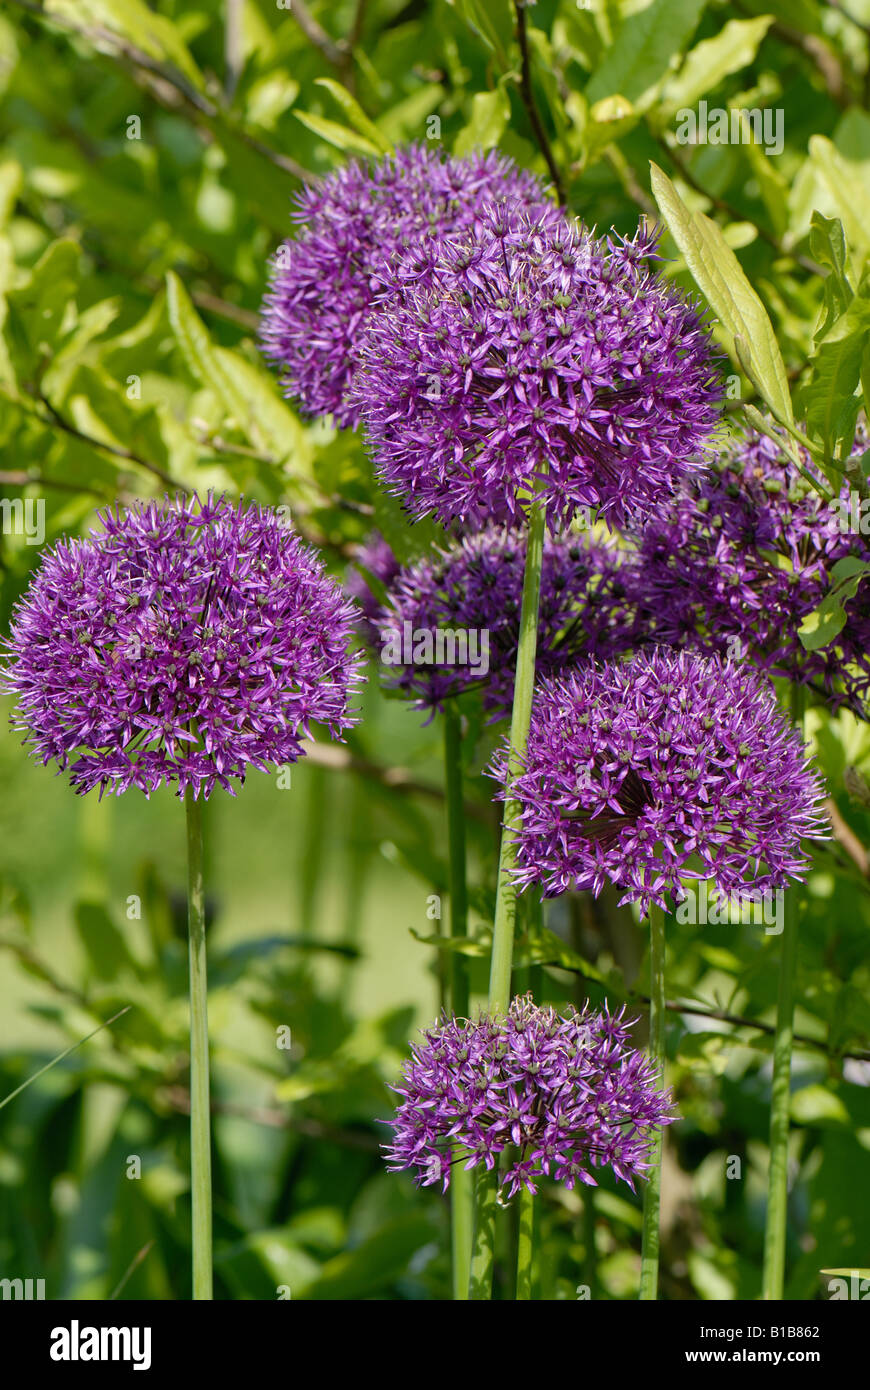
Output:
top-left (300, 738), bottom-right (491, 823)
top-left (289, 0), bottom-right (348, 67)
top-left (514, 0), bottom-right (566, 206)
top-left (0, 469), bottom-right (110, 499)
top-left (110, 1241), bottom-right (155, 1301)
top-left (224, 0), bottom-right (244, 102)
top-left (826, 797), bottom-right (870, 877)
top-left (36, 393), bottom-right (177, 489)
top-left (559, 963), bottom-right (870, 1063)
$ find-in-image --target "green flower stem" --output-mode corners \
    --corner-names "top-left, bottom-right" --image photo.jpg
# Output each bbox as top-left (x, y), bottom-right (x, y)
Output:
top-left (443, 701), bottom-right (473, 1299)
top-left (470, 490), bottom-right (547, 1301)
top-left (443, 702), bottom-right (469, 1018)
top-left (516, 1184), bottom-right (535, 1300)
top-left (185, 788), bottom-right (213, 1301)
top-left (486, 494), bottom-right (547, 1016)
top-left (639, 900), bottom-right (666, 1300)
top-left (762, 683), bottom-right (807, 1300)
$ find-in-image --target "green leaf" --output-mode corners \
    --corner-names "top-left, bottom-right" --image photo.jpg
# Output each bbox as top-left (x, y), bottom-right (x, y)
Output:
top-left (293, 110), bottom-right (383, 159)
top-left (454, 87), bottom-right (511, 157)
top-left (74, 901), bottom-right (139, 981)
top-left (165, 271), bottom-right (265, 452)
top-left (798, 557), bottom-right (870, 652)
top-left (809, 211), bottom-right (853, 344)
top-left (0, 158), bottom-right (22, 229)
top-left (676, 1031), bottom-right (732, 1076)
top-left (6, 238), bottom-right (81, 381)
top-left (314, 78), bottom-right (393, 155)
top-left (586, 0), bottom-right (708, 112)
top-left (212, 348), bottom-right (314, 481)
top-left (799, 291), bottom-right (870, 457)
top-left (658, 15), bottom-right (774, 120)
top-left (791, 1084), bottom-right (851, 1126)
top-left (583, 96), bottom-right (639, 161)
top-left (64, 362), bottom-right (173, 477)
top-left (45, 0), bottom-right (204, 90)
top-left (808, 134), bottom-right (870, 263)
top-left (449, 0), bottom-right (512, 66)
top-left (650, 163), bottom-right (793, 424)
top-left (516, 925), bottom-right (613, 986)
top-left (295, 1215), bottom-right (435, 1300)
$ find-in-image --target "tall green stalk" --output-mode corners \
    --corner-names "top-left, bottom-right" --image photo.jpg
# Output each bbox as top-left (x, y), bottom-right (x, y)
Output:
top-left (185, 788), bottom-right (213, 1300)
top-left (443, 701), bottom-right (473, 1298)
top-left (639, 900), bottom-right (666, 1300)
top-left (762, 683), bottom-right (807, 1300)
top-left (443, 703), bottom-right (469, 1018)
top-left (516, 1184), bottom-right (535, 1300)
top-left (469, 492), bottom-right (547, 1301)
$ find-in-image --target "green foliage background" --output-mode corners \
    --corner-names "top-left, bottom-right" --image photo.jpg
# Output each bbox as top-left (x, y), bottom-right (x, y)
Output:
top-left (1, 0), bottom-right (870, 1299)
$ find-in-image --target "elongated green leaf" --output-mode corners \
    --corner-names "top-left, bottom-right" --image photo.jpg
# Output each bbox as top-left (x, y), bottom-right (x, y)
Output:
top-left (658, 16), bottom-right (774, 120)
top-left (46, 0), bottom-right (204, 90)
top-left (6, 238), bottom-right (81, 380)
top-left (293, 110), bottom-right (383, 158)
top-left (212, 348), bottom-right (315, 482)
top-left (296, 1216), bottom-right (435, 1301)
top-left (586, 0), bottom-right (707, 112)
top-left (650, 163), bottom-right (793, 424)
top-left (799, 557), bottom-right (870, 651)
top-left (165, 271), bottom-right (265, 451)
top-left (454, 87), bottom-right (511, 157)
top-left (450, 0), bottom-right (512, 66)
top-left (799, 292), bottom-right (870, 456)
top-left (315, 78), bottom-right (393, 154)
top-left (808, 135), bottom-right (870, 262)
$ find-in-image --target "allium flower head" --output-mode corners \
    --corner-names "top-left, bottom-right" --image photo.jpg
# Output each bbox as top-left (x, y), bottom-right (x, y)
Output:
top-left (355, 206), bottom-right (723, 529)
top-left (2, 494), bottom-right (364, 798)
top-left (384, 995), bottom-right (673, 1197)
top-left (634, 428), bottom-right (870, 713)
top-left (374, 525), bottom-right (641, 718)
top-left (260, 145), bottom-right (552, 427)
top-left (495, 648), bottom-right (827, 916)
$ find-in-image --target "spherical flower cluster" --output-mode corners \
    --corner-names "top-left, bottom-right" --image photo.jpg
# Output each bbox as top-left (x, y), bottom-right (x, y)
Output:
top-left (373, 525), bottom-right (641, 718)
top-left (355, 205), bottom-right (722, 529)
top-left (1, 494), bottom-right (365, 798)
top-left (495, 648), bottom-right (827, 916)
top-left (633, 429), bottom-right (870, 712)
top-left (260, 145), bottom-right (552, 427)
top-left (384, 995), bottom-right (673, 1197)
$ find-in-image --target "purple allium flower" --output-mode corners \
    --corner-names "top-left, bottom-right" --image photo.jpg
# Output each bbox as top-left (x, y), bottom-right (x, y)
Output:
top-left (494, 648), bottom-right (828, 916)
top-left (374, 525), bottom-right (641, 718)
top-left (260, 145), bottom-right (552, 427)
top-left (632, 428), bottom-right (870, 713)
top-left (1, 494), bottom-right (365, 799)
top-left (354, 206), bottom-right (723, 529)
top-left (384, 995), bottom-right (674, 1197)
